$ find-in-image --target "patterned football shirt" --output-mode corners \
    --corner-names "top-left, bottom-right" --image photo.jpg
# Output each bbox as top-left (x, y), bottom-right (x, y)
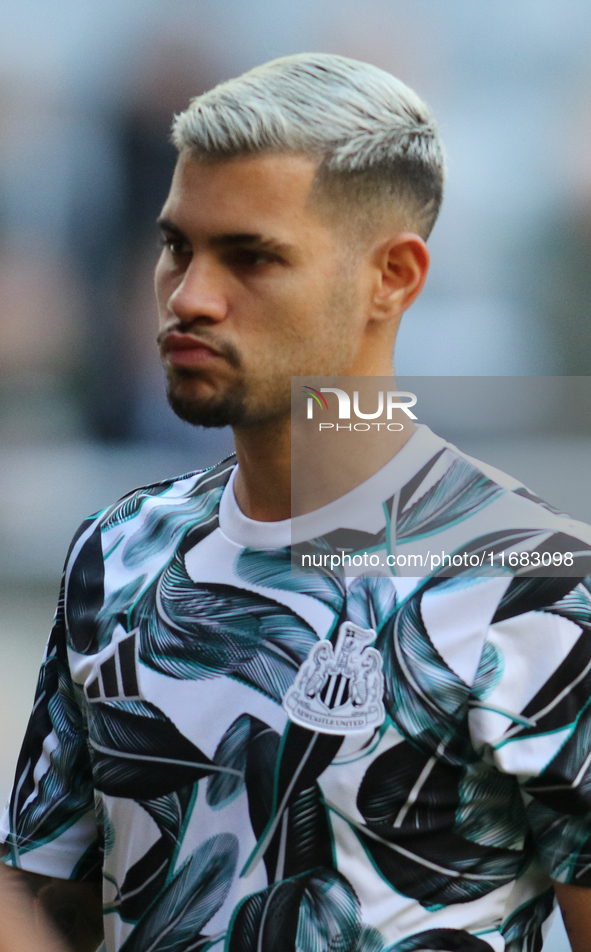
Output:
top-left (3, 424), bottom-right (591, 952)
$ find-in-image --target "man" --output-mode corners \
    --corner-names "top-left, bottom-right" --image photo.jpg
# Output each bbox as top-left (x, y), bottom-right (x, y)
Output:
top-left (1, 53), bottom-right (591, 952)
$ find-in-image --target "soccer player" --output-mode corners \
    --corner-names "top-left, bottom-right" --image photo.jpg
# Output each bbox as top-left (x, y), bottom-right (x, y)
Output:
top-left (2, 54), bottom-right (591, 952)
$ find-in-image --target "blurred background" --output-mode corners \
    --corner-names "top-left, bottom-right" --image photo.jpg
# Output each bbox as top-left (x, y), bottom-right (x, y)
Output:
top-left (1, 2), bottom-right (591, 946)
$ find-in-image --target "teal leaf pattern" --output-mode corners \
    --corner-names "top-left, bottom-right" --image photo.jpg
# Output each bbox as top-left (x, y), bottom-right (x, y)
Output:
top-left (492, 574), bottom-right (584, 623)
top-left (119, 833), bottom-right (238, 952)
top-left (139, 787), bottom-right (197, 847)
top-left (95, 796), bottom-right (116, 856)
top-left (525, 800), bottom-right (591, 883)
top-left (396, 456), bottom-right (502, 542)
top-left (347, 576), bottom-right (397, 631)
top-left (133, 551), bottom-right (317, 701)
top-left (356, 926), bottom-right (387, 952)
top-left (65, 519), bottom-right (108, 654)
top-left (471, 641), bottom-right (503, 701)
top-left (545, 579), bottom-right (591, 625)
top-left (429, 528), bottom-right (539, 582)
top-left (505, 619), bottom-right (591, 747)
top-left (268, 780), bottom-right (334, 883)
top-left (376, 580), bottom-right (472, 763)
top-left (242, 723), bottom-right (342, 878)
top-left (71, 840), bottom-right (102, 882)
top-left (88, 700), bottom-right (217, 799)
top-left (227, 868), bottom-right (364, 952)
top-left (95, 576), bottom-right (147, 645)
top-left (236, 547), bottom-right (346, 614)
top-left (109, 837), bottom-right (171, 923)
top-left (384, 929), bottom-right (494, 951)
top-left (500, 889), bottom-right (555, 950)
top-left (108, 785), bottom-right (198, 923)
top-left (102, 482), bottom-right (177, 532)
top-left (454, 763), bottom-right (526, 849)
top-left (209, 715), bottom-right (336, 883)
top-left (207, 714), bottom-right (251, 808)
top-left (6, 614), bottom-right (95, 858)
top-left (523, 700), bottom-right (591, 816)
top-left (122, 484), bottom-right (223, 569)
top-left (353, 740), bottom-right (521, 905)
top-left (205, 712), bottom-right (335, 883)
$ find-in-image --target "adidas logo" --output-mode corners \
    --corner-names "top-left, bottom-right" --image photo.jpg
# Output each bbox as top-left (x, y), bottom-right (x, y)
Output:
top-left (86, 631), bottom-right (141, 702)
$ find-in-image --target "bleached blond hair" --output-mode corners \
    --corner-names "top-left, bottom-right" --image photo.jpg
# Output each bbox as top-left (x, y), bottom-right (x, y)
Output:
top-left (172, 53), bottom-right (445, 240)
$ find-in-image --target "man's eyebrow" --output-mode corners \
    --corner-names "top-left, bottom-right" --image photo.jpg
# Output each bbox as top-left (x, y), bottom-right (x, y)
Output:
top-left (208, 233), bottom-right (294, 254)
top-left (156, 219), bottom-right (294, 255)
top-left (157, 217), bottom-right (185, 236)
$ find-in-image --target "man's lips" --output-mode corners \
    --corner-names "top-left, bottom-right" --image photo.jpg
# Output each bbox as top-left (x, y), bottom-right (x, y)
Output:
top-left (161, 332), bottom-right (222, 368)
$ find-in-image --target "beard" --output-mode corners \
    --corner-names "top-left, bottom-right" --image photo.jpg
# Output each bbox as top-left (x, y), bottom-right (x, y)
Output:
top-left (162, 328), bottom-right (296, 429)
top-left (161, 332), bottom-right (252, 428)
top-left (166, 366), bottom-right (249, 428)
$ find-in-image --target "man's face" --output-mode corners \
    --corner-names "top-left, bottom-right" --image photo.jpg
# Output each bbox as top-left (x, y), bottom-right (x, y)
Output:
top-left (155, 151), bottom-right (369, 428)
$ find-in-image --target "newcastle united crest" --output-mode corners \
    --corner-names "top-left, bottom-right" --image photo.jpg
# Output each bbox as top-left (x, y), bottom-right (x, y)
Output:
top-left (283, 622), bottom-right (385, 735)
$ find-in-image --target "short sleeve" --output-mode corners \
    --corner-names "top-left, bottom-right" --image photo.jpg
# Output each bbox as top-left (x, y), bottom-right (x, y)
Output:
top-left (0, 573), bottom-right (100, 881)
top-left (469, 575), bottom-right (591, 885)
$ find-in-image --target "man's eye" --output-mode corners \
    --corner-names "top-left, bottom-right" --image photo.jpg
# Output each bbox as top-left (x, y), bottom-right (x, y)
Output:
top-left (159, 235), bottom-right (191, 256)
top-left (229, 249), bottom-right (275, 268)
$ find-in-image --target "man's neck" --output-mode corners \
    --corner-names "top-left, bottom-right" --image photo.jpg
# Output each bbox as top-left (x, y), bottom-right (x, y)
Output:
top-left (231, 376), bottom-right (416, 523)
top-left (232, 418), bottom-right (293, 522)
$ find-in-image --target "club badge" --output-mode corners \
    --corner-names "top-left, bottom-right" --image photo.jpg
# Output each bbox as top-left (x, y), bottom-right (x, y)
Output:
top-left (283, 622), bottom-right (385, 735)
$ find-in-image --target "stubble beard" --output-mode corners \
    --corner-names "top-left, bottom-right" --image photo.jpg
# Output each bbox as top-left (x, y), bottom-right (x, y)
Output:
top-left (161, 332), bottom-right (249, 427)
top-left (164, 345), bottom-right (291, 429)
top-left (165, 367), bottom-right (248, 428)
top-left (166, 364), bottom-right (296, 429)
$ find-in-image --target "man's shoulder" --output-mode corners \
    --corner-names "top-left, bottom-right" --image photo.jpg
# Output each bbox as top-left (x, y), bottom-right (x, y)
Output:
top-left (65, 453), bottom-right (237, 560)
top-left (401, 426), bottom-right (588, 533)
top-left (427, 440), bottom-right (591, 587)
top-left (447, 440), bottom-right (591, 538)
top-left (105, 453), bottom-right (236, 525)
top-left (58, 454), bottom-right (237, 658)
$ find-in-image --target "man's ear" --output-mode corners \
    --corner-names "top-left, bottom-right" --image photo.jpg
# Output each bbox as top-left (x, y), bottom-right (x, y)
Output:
top-left (370, 232), bottom-right (430, 321)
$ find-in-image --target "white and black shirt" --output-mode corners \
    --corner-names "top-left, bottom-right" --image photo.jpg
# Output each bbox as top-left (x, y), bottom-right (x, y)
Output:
top-left (3, 425), bottom-right (591, 952)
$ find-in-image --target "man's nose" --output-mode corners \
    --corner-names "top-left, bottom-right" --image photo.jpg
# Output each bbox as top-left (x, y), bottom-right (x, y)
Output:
top-left (169, 257), bottom-right (228, 325)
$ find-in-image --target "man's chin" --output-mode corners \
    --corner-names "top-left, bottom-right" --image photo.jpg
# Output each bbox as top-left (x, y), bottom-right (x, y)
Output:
top-left (166, 387), bottom-right (247, 428)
